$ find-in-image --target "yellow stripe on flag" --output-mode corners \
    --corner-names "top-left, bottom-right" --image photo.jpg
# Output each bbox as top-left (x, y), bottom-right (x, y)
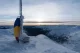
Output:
top-left (14, 26), bottom-right (20, 38)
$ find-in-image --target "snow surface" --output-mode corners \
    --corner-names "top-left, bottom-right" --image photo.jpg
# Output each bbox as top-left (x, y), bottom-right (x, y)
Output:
top-left (63, 30), bottom-right (80, 52)
top-left (0, 28), bottom-right (79, 53)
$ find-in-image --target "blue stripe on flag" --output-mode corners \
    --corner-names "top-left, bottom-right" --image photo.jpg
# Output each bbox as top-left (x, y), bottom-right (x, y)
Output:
top-left (14, 18), bottom-right (20, 27)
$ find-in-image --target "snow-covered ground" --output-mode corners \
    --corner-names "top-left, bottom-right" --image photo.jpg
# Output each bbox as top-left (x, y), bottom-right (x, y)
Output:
top-left (44, 25), bottom-right (80, 53)
top-left (63, 29), bottom-right (80, 52)
top-left (0, 27), bottom-right (79, 53)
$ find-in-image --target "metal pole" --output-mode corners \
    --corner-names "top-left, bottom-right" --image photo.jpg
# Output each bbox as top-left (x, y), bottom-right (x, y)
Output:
top-left (19, 0), bottom-right (22, 16)
top-left (19, 0), bottom-right (24, 36)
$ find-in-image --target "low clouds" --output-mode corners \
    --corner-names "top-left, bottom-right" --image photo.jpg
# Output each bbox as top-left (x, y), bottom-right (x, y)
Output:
top-left (0, 0), bottom-right (80, 22)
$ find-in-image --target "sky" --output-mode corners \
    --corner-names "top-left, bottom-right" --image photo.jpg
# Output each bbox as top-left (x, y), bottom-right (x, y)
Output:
top-left (0, 0), bottom-right (80, 23)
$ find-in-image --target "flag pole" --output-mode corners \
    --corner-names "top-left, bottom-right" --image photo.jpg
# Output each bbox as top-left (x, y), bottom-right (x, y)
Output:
top-left (19, 0), bottom-right (24, 36)
top-left (19, 0), bottom-right (22, 16)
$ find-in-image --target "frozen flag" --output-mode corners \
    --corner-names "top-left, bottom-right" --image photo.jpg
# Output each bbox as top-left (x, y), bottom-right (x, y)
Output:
top-left (14, 0), bottom-right (23, 43)
top-left (14, 18), bottom-right (20, 42)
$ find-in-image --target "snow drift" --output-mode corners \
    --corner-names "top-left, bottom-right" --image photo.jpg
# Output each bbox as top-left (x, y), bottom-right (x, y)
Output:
top-left (0, 28), bottom-right (79, 53)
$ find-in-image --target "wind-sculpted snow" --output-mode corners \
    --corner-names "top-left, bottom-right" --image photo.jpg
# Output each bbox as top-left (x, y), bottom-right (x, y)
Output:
top-left (37, 25), bottom-right (80, 35)
top-left (37, 25), bottom-right (80, 43)
top-left (0, 29), bottom-right (78, 53)
top-left (24, 25), bottom-right (80, 43)
top-left (63, 30), bottom-right (80, 53)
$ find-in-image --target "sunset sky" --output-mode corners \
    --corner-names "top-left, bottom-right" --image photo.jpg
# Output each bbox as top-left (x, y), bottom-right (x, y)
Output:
top-left (0, 0), bottom-right (80, 23)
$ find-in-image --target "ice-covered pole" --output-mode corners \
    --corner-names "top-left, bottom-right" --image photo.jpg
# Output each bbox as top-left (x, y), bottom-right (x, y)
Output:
top-left (19, 0), bottom-right (24, 36)
top-left (20, 0), bottom-right (22, 16)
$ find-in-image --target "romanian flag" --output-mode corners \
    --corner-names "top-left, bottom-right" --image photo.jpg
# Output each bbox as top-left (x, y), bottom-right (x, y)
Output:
top-left (14, 18), bottom-right (20, 42)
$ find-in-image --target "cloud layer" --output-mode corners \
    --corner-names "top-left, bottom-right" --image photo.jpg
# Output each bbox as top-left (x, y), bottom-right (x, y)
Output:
top-left (0, 0), bottom-right (80, 22)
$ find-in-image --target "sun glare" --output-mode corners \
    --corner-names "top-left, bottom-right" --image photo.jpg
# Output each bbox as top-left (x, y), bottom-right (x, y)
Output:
top-left (23, 3), bottom-right (60, 22)
top-left (34, 12), bottom-right (45, 22)
top-left (35, 18), bottom-right (44, 22)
